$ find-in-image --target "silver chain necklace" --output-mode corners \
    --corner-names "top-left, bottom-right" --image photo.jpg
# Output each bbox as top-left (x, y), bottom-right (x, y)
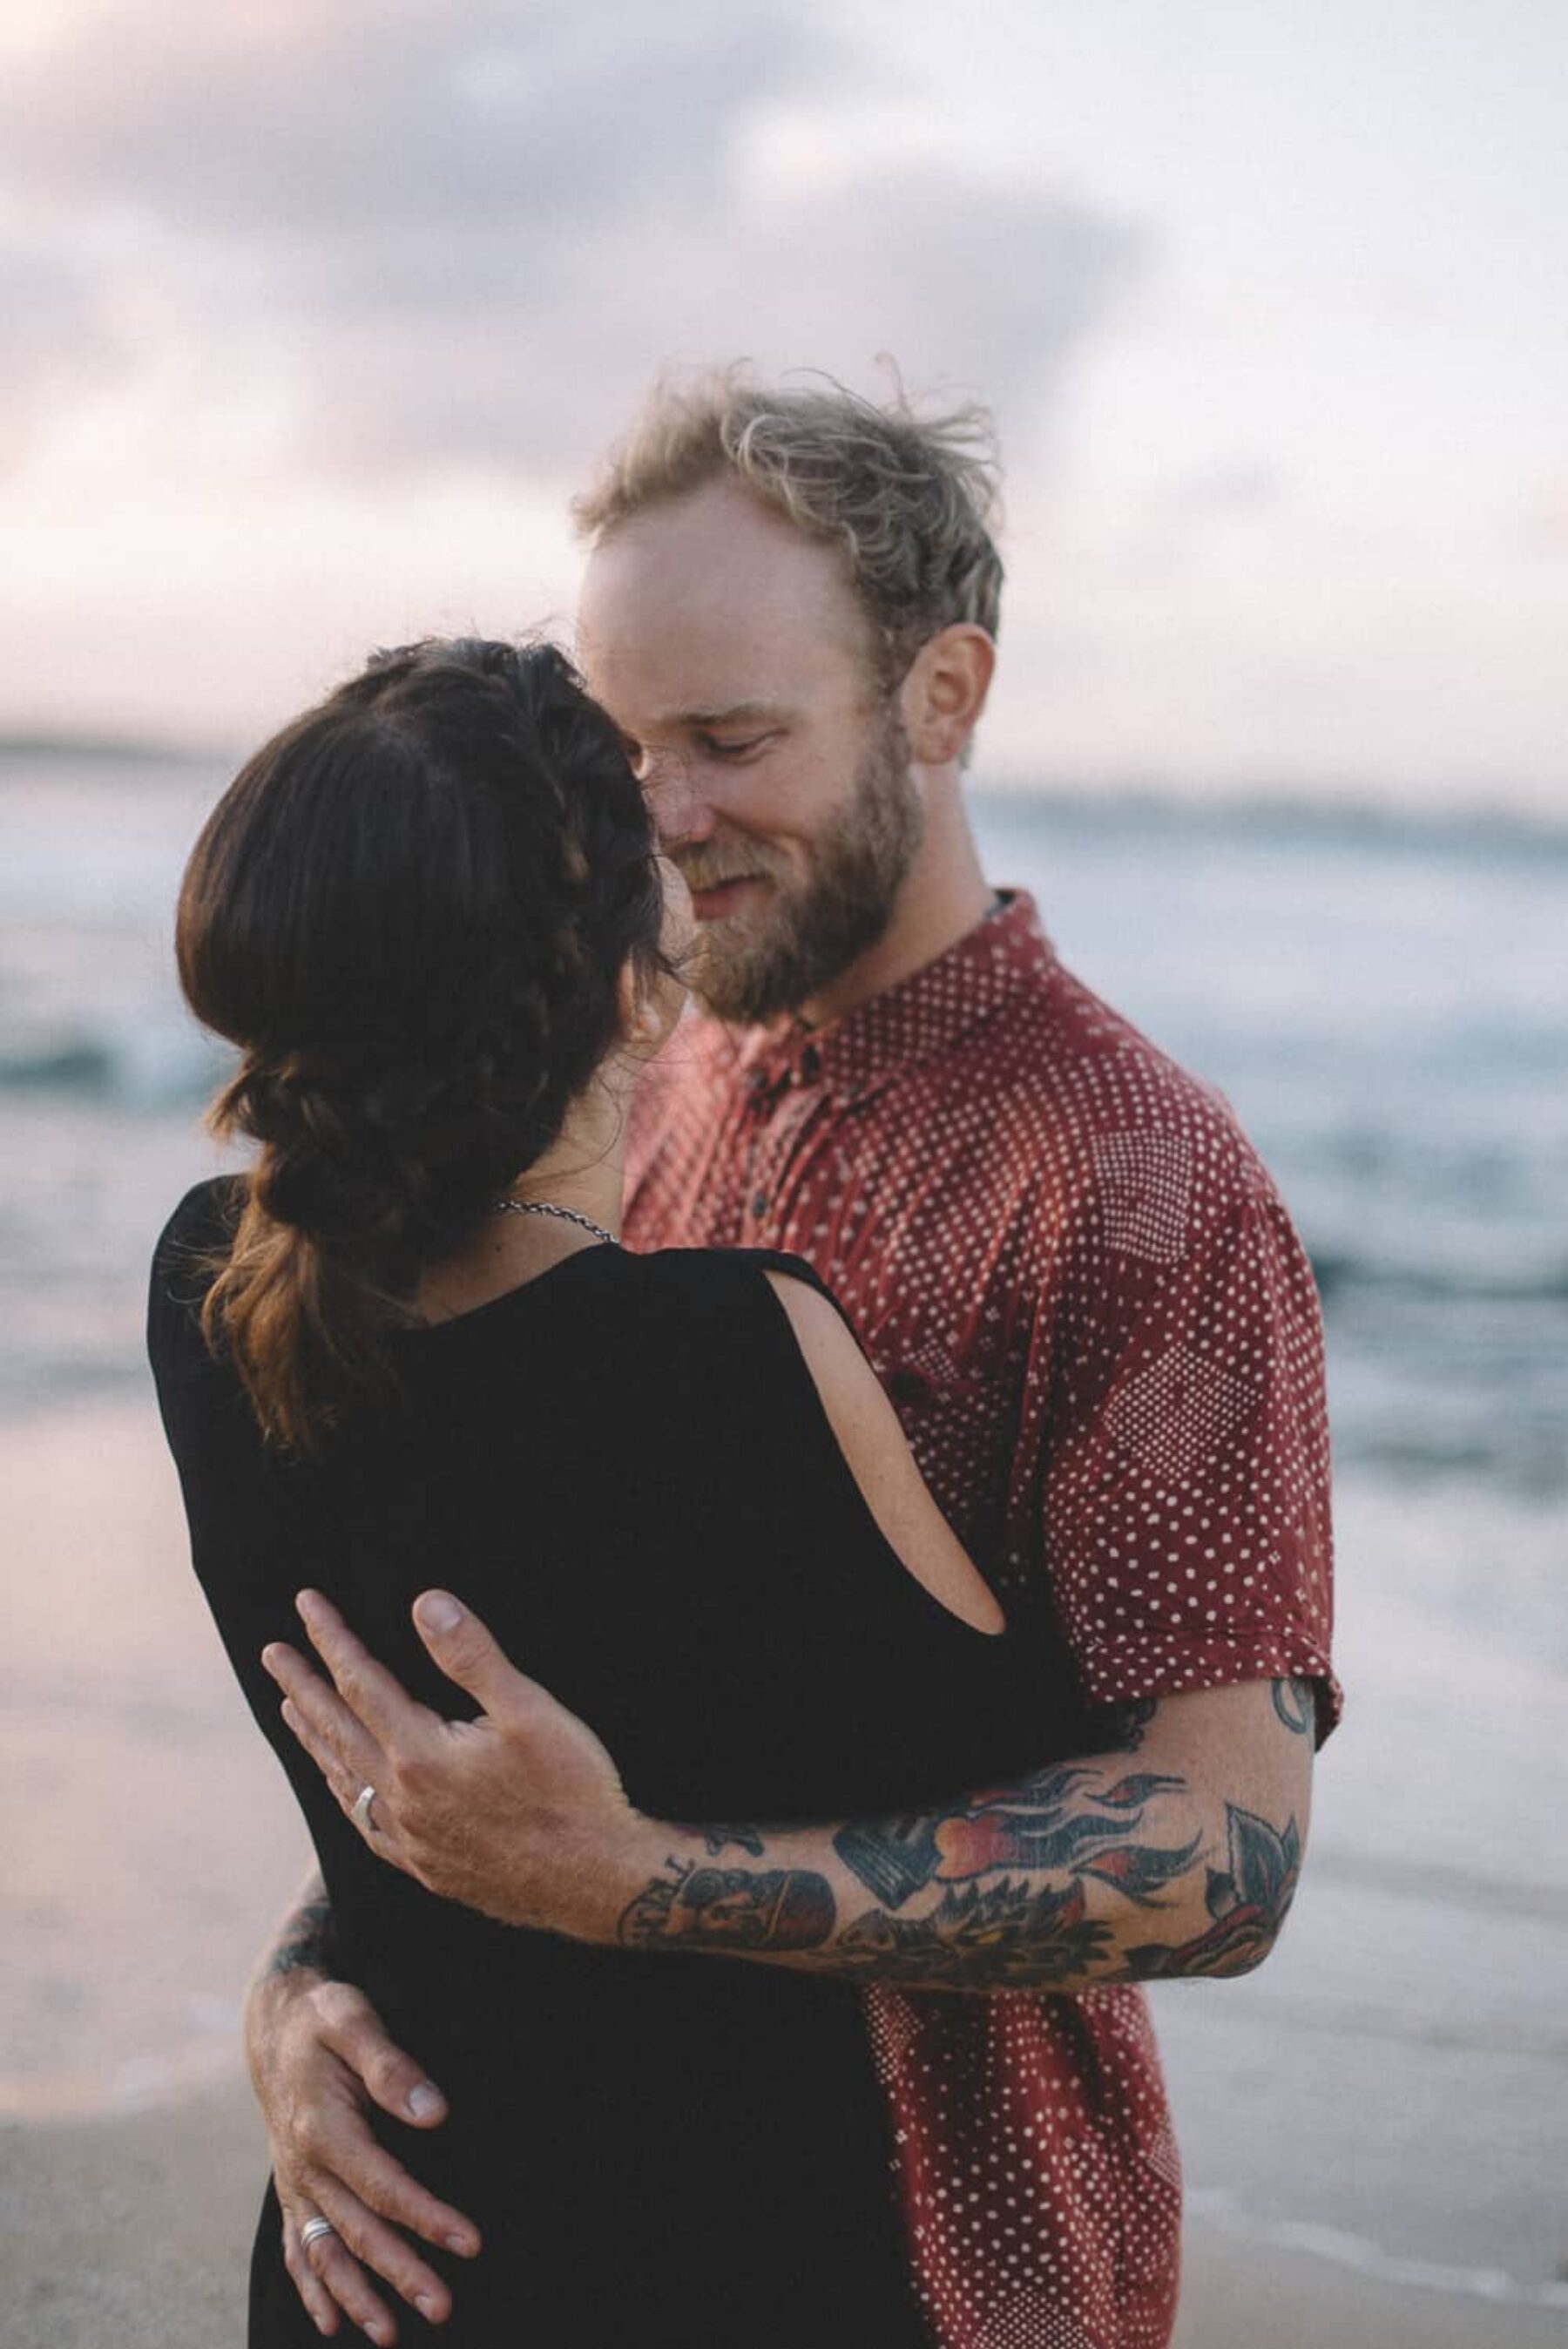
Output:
top-left (492, 1197), bottom-right (618, 1248)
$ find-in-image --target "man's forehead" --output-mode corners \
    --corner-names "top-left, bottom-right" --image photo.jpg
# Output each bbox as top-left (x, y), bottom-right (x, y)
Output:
top-left (578, 480), bottom-right (867, 684)
top-left (578, 578), bottom-right (860, 734)
top-left (577, 597), bottom-right (799, 716)
top-left (582, 538), bottom-right (826, 647)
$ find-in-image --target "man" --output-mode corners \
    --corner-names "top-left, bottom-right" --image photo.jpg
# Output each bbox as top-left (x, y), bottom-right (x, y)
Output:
top-left (254, 376), bottom-right (1338, 2349)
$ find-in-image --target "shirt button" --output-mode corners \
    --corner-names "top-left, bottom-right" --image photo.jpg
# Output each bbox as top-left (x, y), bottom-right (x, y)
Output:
top-left (751, 1190), bottom-right (768, 1220)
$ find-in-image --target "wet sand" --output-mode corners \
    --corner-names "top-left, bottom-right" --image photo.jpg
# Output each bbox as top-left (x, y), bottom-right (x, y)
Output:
top-left (3, 2068), bottom-right (1567, 2349)
top-left (3, 1395), bottom-right (309, 2121)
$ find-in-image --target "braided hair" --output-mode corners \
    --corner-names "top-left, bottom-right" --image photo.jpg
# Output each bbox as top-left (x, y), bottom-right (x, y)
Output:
top-left (176, 638), bottom-right (664, 1453)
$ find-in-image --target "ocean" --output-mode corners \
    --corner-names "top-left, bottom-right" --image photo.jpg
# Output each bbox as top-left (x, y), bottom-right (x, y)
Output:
top-left (3, 755), bottom-right (1565, 2308)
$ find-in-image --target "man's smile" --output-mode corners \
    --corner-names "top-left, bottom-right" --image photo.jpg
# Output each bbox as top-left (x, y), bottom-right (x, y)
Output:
top-left (684, 874), bottom-right (771, 921)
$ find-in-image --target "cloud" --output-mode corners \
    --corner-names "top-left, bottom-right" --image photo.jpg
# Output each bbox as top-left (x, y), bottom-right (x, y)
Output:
top-left (1517, 471), bottom-right (1568, 558)
top-left (6, 1), bottom-right (820, 236)
top-left (0, 0), bottom-right (1144, 484)
top-left (0, 234), bottom-right (125, 448)
top-left (1150, 462), bottom-right (1284, 520)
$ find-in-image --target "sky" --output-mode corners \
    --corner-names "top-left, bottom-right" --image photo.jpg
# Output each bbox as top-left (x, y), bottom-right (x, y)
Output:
top-left (2, 0), bottom-right (1565, 808)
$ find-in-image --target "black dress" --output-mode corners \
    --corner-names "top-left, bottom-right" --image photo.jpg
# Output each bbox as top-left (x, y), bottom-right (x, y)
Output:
top-left (148, 1179), bottom-right (1051, 2347)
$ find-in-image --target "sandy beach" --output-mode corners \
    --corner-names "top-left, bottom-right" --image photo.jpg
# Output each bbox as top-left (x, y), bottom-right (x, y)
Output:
top-left (5, 1392), bottom-right (1567, 2344)
top-left (5, 2070), bottom-right (1568, 2349)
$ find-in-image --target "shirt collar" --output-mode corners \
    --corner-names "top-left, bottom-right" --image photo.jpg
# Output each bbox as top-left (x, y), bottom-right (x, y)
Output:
top-left (729, 890), bottom-right (1054, 1102)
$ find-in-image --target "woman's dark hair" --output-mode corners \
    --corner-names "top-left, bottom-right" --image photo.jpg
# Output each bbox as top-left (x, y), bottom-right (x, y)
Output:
top-left (176, 637), bottom-right (665, 1455)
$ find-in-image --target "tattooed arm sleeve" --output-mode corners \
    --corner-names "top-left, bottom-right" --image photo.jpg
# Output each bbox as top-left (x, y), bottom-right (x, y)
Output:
top-left (249, 1867), bottom-right (336, 1987)
top-left (618, 1677), bottom-right (1315, 1993)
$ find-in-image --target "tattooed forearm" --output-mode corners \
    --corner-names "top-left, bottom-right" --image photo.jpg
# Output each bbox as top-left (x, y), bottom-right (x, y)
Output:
top-left (1127, 1804), bottom-right (1301, 1978)
top-left (265, 1880), bottom-right (336, 1980)
top-left (835, 1801), bottom-right (1297, 1989)
top-left (620, 1861), bottom-right (835, 1953)
top-left (618, 1688), bottom-right (1309, 1992)
top-left (834, 1763), bottom-right (1191, 1910)
top-left (838, 1879), bottom-right (1115, 1987)
top-left (672, 1822), bottom-right (767, 1858)
top-left (831, 1814), bottom-right (942, 1906)
top-left (621, 1795), bottom-right (1298, 1988)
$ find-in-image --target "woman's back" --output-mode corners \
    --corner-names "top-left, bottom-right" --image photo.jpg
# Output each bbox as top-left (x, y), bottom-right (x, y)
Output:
top-left (152, 1178), bottom-right (1047, 2346)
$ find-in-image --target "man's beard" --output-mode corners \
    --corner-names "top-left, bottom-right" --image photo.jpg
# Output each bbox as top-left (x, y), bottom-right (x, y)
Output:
top-left (679, 704), bottom-right (923, 1027)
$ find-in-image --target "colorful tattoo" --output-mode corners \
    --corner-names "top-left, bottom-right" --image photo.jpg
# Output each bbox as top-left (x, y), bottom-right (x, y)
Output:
top-left (835, 1763), bottom-right (1187, 1907)
top-left (830, 1813), bottom-right (942, 1906)
top-left (1128, 1804), bottom-right (1301, 1979)
top-left (625, 1760), bottom-right (1299, 1990)
top-left (619, 1860), bottom-right (836, 1953)
top-left (839, 1879), bottom-right (1116, 1988)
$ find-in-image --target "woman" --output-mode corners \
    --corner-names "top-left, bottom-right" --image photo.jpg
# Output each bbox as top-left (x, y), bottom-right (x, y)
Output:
top-left (149, 639), bottom-right (1046, 2346)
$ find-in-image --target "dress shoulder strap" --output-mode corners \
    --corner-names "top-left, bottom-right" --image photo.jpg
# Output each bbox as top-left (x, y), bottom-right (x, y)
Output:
top-left (719, 1247), bottom-right (852, 1324)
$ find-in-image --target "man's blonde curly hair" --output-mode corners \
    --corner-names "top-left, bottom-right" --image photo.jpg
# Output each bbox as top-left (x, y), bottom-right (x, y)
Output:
top-left (572, 370), bottom-right (1004, 689)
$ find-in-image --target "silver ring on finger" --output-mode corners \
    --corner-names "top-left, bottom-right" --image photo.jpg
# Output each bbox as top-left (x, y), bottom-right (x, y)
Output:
top-left (351, 1783), bottom-right (379, 1834)
top-left (300, 2216), bottom-right (338, 2251)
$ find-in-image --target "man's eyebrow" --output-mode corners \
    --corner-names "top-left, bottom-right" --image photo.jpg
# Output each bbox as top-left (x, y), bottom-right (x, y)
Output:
top-left (658, 701), bottom-right (791, 730)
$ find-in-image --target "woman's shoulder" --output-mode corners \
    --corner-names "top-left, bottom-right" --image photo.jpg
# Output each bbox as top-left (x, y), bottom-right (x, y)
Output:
top-left (146, 1174), bottom-right (244, 1353)
top-left (606, 1244), bottom-right (854, 1415)
top-left (628, 1242), bottom-right (841, 1317)
top-left (152, 1173), bottom-right (243, 1277)
top-left (631, 1246), bottom-right (1004, 1639)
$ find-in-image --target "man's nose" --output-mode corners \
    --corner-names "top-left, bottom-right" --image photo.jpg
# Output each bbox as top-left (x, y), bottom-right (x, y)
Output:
top-left (642, 756), bottom-right (713, 850)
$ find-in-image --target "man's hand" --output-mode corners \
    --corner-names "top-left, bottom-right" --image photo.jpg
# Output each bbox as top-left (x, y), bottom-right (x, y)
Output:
top-left (263, 1589), bottom-right (659, 1939)
top-left (245, 1911), bottom-right (481, 2341)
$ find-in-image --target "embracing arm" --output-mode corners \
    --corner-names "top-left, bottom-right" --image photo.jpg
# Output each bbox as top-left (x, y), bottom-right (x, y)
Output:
top-left (242, 1868), bottom-right (481, 2341)
top-left (274, 1581), bottom-right (1315, 1994)
top-left (621, 1276), bottom-right (1315, 1988)
top-left (265, 1269), bottom-right (1315, 1990)
top-left (616, 1674), bottom-right (1313, 1988)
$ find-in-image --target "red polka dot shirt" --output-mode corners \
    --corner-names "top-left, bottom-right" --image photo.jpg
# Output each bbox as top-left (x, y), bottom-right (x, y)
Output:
top-left (625, 890), bottom-right (1339, 2349)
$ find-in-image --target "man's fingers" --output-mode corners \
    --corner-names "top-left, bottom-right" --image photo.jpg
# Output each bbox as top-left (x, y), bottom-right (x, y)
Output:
top-left (263, 1642), bottom-right (385, 1793)
top-left (308, 1987), bottom-right (481, 2255)
top-left (314, 2120), bottom-right (482, 2260)
top-left (304, 2175), bottom-right (456, 2338)
top-left (412, 1590), bottom-right (542, 1718)
top-left (280, 2206), bottom-right (342, 2337)
top-left (295, 1590), bottom-right (442, 1748)
top-left (310, 1982), bottom-right (448, 2128)
top-left (296, 2200), bottom-right (403, 2346)
top-left (279, 1701), bottom-right (365, 1824)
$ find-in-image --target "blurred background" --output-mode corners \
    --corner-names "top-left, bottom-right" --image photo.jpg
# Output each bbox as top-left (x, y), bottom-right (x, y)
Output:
top-left (3, 3), bottom-right (1565, 2342)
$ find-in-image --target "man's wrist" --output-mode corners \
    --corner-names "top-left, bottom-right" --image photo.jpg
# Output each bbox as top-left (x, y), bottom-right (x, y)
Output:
top-left (245, 1878), bottom-right (336, 2028)
top-left (244, 1940), bottom-right (330, 2046)
top-left (567, 1812), bottom-right (675, 1946)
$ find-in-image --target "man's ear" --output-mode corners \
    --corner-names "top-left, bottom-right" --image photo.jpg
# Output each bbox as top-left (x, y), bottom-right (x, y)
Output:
top-left (616, 958), bottom-right (668, 1056)
top-left (616, 958), bottom-right (646, 1040)
top-left (900, 625), bottom-right (996, 767)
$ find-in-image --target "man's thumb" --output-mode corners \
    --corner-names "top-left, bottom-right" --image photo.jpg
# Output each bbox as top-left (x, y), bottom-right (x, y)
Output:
top-left (413, 1591), bottom-right (513, 1706)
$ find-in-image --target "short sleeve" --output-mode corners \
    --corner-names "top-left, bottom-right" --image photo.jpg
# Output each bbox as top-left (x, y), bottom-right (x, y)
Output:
top-left (1041, 1134), bottom-right (1341, 1743)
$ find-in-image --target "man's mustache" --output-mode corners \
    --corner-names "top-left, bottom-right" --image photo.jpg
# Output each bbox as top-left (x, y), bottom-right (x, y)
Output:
top-left (673, 845), bottom-right (787, 893)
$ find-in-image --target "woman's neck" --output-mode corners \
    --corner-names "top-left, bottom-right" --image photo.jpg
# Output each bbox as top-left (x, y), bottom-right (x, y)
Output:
top-left (413, 1078), bottom-right (630, 1323)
